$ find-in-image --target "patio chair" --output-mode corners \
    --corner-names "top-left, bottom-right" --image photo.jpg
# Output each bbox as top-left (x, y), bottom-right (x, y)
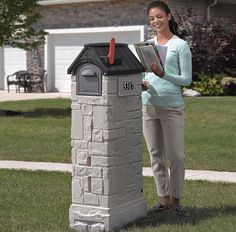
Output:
top-left (7, 70), bottom-right (29, 93)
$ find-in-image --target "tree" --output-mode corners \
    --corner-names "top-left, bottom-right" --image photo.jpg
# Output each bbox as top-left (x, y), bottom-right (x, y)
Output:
top-left (0, 0), bottom-right (47, 116)
top-left (0, 0), bottom-right (47, 50)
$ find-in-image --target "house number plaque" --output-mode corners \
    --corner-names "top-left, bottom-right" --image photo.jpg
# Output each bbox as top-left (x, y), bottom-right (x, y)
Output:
top-left (123, 82), bottom-right (134, 90)
top-left (118, 77), bottom-right (138, 96)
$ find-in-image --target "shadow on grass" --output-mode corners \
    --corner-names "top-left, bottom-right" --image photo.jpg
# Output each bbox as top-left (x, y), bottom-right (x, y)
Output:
top-left (0, 109), bottom-right (22, 116)
top-left (123, 205), bottom-right (236, 230)
top-left (18, 108), bottom-right (71, 118)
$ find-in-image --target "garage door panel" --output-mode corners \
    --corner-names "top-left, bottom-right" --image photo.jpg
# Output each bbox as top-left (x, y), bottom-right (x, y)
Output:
top-left (55, 79), bottom-right (71, 92)
top-left (4, 48), bottom-right (26, 71)
top-left (54, 46), bottom-right (83, 92)
top-left (4, 47), bottom-right (26, 90)
top-left (55, 65), bottom-right (70, 75)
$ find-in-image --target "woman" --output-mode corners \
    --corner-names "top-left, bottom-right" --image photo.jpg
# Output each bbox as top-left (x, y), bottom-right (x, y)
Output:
top-left (142, 1), bottom-right (192, 215)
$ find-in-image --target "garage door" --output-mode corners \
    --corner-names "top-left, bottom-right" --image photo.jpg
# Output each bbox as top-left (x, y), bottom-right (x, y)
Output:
top-left (4, 47), bottom-right (26, 90)
top-left (47, 27), bottom-right (144, 92)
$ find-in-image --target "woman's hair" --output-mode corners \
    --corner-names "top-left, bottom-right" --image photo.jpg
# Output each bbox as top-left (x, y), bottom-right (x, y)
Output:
top-left (147, 1), bottom-right (178, 35)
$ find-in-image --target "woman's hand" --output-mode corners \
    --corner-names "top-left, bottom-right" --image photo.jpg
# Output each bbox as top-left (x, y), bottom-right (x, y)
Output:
top-left (151, 64), bottom-right (165, 77)
top-left (142, 80), bottom-right (149, 91)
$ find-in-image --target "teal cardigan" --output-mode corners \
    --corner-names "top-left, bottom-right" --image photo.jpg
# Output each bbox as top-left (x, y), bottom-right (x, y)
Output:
top-left (142, 36), bottom-right (192, 108)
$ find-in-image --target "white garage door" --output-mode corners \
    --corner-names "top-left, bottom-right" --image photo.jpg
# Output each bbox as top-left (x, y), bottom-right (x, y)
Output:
top-left (47, 27), bottom-right (144, 92)
top-left (54, 42), bottom-right (83, 92)
top-left (4, 47), bottom-right (26, 90)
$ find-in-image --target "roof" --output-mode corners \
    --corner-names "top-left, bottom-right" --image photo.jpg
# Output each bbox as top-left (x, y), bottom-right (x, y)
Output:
top-left (67, 43), bottom-right (145, 76)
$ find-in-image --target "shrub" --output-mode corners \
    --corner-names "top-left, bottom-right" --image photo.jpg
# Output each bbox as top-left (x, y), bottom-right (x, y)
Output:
top-left (191, 73), bottom-right (224, 96)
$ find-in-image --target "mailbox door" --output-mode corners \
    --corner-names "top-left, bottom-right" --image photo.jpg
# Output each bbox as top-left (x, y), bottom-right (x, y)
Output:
top-left (76, 64), bottom-right (102, 96)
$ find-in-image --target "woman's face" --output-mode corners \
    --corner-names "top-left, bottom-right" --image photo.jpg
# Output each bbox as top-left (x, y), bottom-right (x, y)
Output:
top-left (148, 7), bottom-right (171, 33)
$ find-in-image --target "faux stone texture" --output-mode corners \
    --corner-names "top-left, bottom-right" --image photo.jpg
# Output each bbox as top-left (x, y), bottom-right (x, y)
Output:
top-left (72, 177), bottom-right (84, 204)
top-left (76, 166), bottom-right (102, 178)
top-left (71, 110), bottom-right (83, 140)
top-left (84, 193), bottom-right (101, 206)
top-left (70, 73), bottom-right (146, 231)
top-left (91, 178), bottom-right (103, 195)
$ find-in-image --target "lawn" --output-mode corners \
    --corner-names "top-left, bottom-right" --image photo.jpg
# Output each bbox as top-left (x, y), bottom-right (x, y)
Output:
top-left (185, 97), bottom-right (236, 171)
top-left (0, 169), bottom-right (235, 232)
top-left (0, 97), bottom-right (236, 171)
top-left (0, 99), bottom-right (71, 163)
top-left (0, 97), bottom-right (235, 231)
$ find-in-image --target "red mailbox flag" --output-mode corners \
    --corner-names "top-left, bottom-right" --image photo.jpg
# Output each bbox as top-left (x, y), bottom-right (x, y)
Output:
top-left (108, 37), bottom-right (115, 65)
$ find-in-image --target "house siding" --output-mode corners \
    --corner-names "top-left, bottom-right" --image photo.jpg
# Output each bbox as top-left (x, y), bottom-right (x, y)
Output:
top-left (36, 0), bottom-right (149, 29)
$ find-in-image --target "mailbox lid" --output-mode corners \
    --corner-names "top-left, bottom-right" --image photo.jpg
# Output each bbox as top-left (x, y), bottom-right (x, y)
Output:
top-left (68, 43), bottom-right (145, 76)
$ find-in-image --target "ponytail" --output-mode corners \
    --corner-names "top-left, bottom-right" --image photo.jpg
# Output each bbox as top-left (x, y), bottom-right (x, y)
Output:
top-left (169, 15), bottom-right (178, 35)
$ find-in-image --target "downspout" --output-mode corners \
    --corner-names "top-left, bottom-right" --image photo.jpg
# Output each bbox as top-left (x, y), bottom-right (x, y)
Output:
top-left (207, 0), bottom-right (218, 22)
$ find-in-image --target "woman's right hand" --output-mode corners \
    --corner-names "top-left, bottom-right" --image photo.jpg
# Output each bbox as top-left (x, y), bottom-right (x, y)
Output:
top-left (151, 64), bottom-right (165, 78)
top-left (142, 80), bottom-right (149, 91)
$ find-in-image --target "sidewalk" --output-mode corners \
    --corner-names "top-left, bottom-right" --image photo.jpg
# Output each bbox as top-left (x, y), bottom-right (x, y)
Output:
top-left (0, 160), bottom-right (236, 183)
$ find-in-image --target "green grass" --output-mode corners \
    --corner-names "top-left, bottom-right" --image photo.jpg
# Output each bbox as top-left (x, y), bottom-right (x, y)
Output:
top-left (0, 169), bottom-right (235, 232)
top-left (0, 170), bottom-right (72, 232)
top-left (0, 97), bottom-right (236, 171)
top-left (0, 99), bottom-right (71, 163)
top-left (184, 97), bottom-right (236, 171)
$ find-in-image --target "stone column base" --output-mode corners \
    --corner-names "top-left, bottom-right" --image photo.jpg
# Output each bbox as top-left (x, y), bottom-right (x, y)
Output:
top-left (70, 198), bottom-right (147, 231)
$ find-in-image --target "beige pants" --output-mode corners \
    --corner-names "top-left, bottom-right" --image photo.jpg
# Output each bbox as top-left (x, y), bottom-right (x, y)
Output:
top-left (142, 105), bottom-right (185, 199)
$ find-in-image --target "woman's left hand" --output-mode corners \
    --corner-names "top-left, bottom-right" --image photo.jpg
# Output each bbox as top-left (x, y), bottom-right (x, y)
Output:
top-left (151, 64), bottom-right (165, 78)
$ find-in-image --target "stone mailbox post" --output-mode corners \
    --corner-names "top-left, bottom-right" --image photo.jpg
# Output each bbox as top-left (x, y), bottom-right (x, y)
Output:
top-left (67, 42), bottom-right (147, 232)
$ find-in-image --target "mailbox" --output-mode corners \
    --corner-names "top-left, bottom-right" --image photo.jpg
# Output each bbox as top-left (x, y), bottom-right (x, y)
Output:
top-left (67, 42), bottom-right (145, 96)
top-left (68, 40), bottom-right (146, 232)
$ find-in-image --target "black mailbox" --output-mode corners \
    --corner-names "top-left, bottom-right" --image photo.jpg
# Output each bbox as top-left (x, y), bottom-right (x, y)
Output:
top-left (67, 42), bottom-right (145, 96)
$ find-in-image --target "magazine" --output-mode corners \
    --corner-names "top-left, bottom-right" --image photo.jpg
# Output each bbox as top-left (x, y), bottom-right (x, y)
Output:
top-left (134, 42), bottom-right (167, 72)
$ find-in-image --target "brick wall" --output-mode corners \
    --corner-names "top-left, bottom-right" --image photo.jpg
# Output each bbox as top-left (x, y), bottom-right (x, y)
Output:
top-left (36, 0), bottom-right (209, 30)
top-left (36, 0), bottom-right (236, 30)
top-left (36, 0), bottom-right (148, 29)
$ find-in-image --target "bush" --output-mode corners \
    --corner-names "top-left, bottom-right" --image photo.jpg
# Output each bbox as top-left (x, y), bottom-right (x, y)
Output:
top-left (191, 73), bottom-right (224, 96)
top-left (175, 8), bottom-right (236, 80)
